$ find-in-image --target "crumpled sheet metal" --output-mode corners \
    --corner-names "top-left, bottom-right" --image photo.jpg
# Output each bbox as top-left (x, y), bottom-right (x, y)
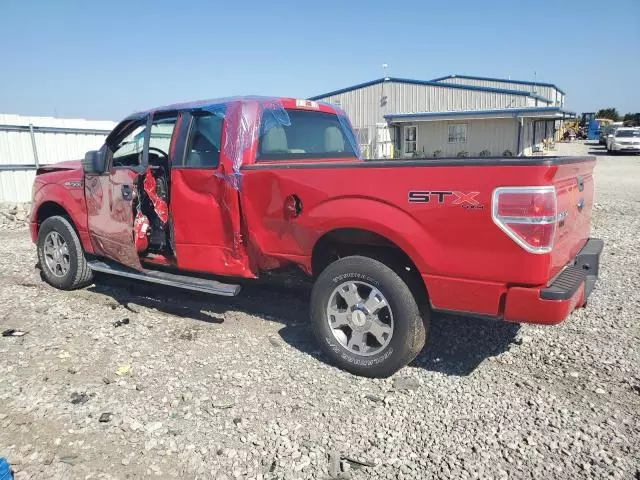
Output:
top-left (133, 211), bottom-right (150, 253)
top-left (142, 170), bottom-right (169, 223)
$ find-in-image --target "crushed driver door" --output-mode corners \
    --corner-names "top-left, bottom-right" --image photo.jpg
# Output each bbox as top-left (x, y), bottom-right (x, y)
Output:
top-left (86, 116), bottom-right (151, 271)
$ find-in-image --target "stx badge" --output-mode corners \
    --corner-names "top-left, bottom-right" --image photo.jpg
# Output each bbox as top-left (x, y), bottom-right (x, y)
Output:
top-left (408, 190), bottom-right (483, 209)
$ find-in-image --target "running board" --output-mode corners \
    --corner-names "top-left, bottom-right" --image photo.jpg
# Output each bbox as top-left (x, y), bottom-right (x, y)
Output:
top-left (88, 260), bottom-right (241, 297)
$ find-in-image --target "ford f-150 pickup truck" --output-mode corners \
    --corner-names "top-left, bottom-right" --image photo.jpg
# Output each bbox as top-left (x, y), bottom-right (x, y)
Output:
top-left (30, 96), bottom-right (603, 377)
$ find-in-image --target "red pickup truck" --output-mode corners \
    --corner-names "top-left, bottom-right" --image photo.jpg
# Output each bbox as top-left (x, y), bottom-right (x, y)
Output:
top-left (30, 96), bottom-right (603, 377)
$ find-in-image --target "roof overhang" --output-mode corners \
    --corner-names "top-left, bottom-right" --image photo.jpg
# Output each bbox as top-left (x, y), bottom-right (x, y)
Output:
top-left (430, 74), bottom-right (566, 96)
top-left (308, 77), bottom-right (554, 103)
top-left (384, 107), bottom-right (576, 124)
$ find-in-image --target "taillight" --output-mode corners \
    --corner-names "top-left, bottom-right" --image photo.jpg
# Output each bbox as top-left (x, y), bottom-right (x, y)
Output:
top-left (492, 186), bottom-right (557, 253)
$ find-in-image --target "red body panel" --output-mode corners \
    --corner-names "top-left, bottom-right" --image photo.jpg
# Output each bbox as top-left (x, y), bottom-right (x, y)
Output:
top-left (421, 274), bottom-right (507, 316)
top-left (240, 162), bottom-right (595, 284)
top-left (549, 162), bottom-right (594, 278)
top-left (85, 169), bottom-right (143, 270)
top-left (30, 165), bottom-right (93, 252)
top-left (30, 96), bottom-right (598, 327)
top-left (170, 169), bottom-right (253, 277)
top-left (504, 283), bottom-right (586, 325)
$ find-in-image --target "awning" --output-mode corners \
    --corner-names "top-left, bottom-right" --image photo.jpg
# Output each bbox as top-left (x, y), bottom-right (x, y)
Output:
top-left (384, 107), bottom-right (576, 123)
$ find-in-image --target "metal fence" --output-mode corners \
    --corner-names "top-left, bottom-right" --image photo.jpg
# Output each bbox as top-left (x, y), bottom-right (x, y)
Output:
top-left (0, 114), bottom-right (115, 202)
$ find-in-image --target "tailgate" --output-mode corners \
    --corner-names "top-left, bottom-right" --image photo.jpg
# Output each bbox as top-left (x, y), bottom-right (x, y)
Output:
top-left (550, 159), bottom-right (596, 277)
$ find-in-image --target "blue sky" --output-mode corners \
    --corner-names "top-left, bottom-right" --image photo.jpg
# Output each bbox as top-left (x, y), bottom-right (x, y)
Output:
top-left (1, 0), bottom-right (638, 120)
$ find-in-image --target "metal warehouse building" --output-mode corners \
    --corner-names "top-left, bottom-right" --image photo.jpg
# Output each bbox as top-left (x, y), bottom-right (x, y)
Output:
top-left (309, 74), bottom-right (574, 159)
top-left (0, 114), bottom-right (116, 202)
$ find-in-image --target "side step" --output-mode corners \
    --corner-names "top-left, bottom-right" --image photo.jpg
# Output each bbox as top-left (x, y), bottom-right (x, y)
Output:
top-left (88, 260), bottom-right (241, 297)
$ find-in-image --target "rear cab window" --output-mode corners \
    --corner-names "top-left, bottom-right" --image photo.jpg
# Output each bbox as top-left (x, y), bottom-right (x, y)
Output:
top-left (257, 110), bottom-right (357, 161)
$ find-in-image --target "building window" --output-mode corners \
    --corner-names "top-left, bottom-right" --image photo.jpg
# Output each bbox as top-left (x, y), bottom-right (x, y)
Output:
top-left (404, 126), bottom-right (417, 154)
top-left (448, 124), bottom-right (468, 143)
top-left (355, 127), bottom-right (369, 146)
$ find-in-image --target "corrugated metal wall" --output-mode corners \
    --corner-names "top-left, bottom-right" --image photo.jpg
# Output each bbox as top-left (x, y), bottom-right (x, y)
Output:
top-left (0, 170), bottom-right (37, 203)
top-left (412, 118), bottom-right (519, 157)
top-left (0, 114), bottom-right (116, 202)
top-left (318, 81), bottom-right (530, 130)
top-left (436, 77), bottom-right (563, 106)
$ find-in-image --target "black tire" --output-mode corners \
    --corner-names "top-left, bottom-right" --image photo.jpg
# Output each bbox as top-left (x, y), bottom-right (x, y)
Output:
top-left (37, 215), bottom-right (94, 290)
top-left (310, 255), bottom-right (427, 377)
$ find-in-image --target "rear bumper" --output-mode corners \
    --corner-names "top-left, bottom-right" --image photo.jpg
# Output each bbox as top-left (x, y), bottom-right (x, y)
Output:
top-left (503, 238), bottom-right (604, 324)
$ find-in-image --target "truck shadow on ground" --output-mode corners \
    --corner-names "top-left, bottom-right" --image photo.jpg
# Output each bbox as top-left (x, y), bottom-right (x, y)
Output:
top-left (587, 146), bottom-right (612, 156)
top-left (411, 313), bottom-right (519, 376)
top-left (87, 273), bottom-right (520, 377)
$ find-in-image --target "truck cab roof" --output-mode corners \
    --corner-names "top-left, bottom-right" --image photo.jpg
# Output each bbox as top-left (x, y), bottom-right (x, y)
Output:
top-left (123, 96), bottom-right (340, 121)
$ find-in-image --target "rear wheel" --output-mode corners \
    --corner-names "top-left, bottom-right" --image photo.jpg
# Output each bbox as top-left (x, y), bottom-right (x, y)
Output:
top-left (37, 216), bottom-right (93, 290)
top-left (310, 256), bottom-right (427, 377)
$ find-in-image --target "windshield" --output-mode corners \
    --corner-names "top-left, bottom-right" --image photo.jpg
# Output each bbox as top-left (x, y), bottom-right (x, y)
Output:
top-left (616, 130), bottom-right (640, 138)
top-left (257, 110), bottom-right (357, 161)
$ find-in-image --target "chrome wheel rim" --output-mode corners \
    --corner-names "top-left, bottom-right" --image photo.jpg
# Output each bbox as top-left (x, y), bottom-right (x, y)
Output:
top-left (326, 281), bottom-right (394, 356)
top-left (43, 231), bottom-right (70, 278)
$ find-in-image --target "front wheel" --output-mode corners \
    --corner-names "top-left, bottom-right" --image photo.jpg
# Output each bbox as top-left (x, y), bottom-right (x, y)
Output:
top-left (310, 256), bottom-right (427, 377)
top-left (37, 215), bottom-right (94, 290)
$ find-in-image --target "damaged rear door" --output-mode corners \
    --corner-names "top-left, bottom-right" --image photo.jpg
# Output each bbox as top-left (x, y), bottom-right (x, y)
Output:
top-left (86, 117), bottom-right (151, 271)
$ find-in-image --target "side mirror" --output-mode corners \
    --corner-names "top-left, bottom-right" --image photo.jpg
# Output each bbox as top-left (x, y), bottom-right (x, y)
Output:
top-left (82, 150), bottom-right (106, 174)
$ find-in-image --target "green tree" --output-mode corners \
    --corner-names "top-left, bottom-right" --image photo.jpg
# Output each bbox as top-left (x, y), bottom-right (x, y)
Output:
top-left (595, 108), bottom-right (620, 121)
top-left (623, 113), bottom-right (640, 126)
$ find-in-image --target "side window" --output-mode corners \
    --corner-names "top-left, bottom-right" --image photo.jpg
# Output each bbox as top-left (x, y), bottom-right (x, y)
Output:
top-left (112, 124), bottom-right (146, 167)
top-left (184, 114), bottom-right (223, 168)
top-left (109, 115), bottom-right (178, 169)
top-left (448, 123), bottom-right (468, 143)
top-left (148, 117), bottom-right (178, 162)
top-left (404, 126), bottom-right (417, 154)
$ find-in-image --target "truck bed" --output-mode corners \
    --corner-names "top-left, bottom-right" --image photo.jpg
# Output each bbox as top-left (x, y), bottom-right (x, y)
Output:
top-left (241, 155), bottom-right (596, 317)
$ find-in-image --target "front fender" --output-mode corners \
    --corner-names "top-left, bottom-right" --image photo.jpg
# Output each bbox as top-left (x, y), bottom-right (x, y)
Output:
top-left (32, 182), bottom-right (91, 251)
top-left (305, 196), bottom-right (442, 274)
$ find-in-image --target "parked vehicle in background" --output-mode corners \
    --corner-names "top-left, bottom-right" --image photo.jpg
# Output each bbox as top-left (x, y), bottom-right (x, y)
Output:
top-left (29, 96), bottom-right (603, 377)
top-left (597, 119), bottom-right (614, 145)
top-left (600, 124), bottom-right (617, 145)
top-left (604, 123), bottom-right (624, 149)
top-left (607, 127), bottom-right (640, 154)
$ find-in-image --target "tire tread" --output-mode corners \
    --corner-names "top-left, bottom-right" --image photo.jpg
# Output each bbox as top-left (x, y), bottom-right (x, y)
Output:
top-left (310, 255), bottom-right (428, 377)
top-left (37, 215), bottom-right (93, 290)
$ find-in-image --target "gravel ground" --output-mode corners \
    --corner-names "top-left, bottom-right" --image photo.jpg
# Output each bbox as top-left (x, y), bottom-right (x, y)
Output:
top-left (0, 141), bottom-right (638, 479)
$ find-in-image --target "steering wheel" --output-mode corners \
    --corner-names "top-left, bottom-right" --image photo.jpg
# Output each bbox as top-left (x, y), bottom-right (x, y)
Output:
top-left (140, 147), bottom-right (169, 169)
top-left (147, 147), bottom-right (168, 161)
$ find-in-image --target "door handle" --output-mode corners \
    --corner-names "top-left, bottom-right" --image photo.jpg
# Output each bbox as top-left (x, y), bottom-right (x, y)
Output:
top-left (122, 184), bottom-right (133, 200)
